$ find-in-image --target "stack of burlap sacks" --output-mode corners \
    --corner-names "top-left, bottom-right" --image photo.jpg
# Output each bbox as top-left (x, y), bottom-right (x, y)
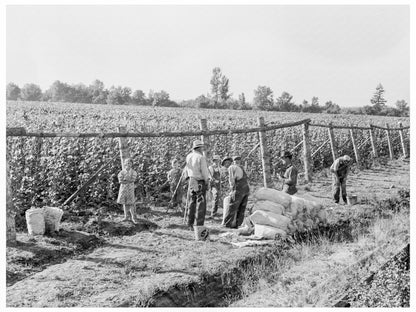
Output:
top-left (25, 207), bottom-right (64, 236)
top-left (249, 188), bottom-right (328, 239)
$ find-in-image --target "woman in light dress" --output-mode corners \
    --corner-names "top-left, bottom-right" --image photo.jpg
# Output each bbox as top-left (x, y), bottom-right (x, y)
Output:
top-left (117, 158), bottom-right (138, 223)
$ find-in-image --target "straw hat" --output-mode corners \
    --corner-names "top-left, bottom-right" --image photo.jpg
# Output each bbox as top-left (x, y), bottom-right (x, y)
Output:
top-left (192, 140), bottom-right (205, 149)
top-left (343, 155), bottom-right (352, 162)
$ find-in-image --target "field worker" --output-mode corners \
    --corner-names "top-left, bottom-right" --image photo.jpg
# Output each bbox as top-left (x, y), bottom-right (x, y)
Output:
top-left (117, 158), bottom-right (138, 223)
top-left (330, 155), bottom-right (352, 204)
top-left (221, 156), bottom-right (233, 169)
top-left (279, 151), bottom-right (298, 195)
top-left (167, 158), bottom-right (184, 210)
top-left (185, 140), bottom-right (210, 229)
top-left (208, 155), bottom-right (222, 217)
top-left (220, 156), bottom-right (233, 192)
top-left (223, 155), bottom-right (250, 229)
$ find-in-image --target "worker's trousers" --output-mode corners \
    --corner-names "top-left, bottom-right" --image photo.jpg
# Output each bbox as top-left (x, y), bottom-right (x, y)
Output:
top-left (186, 179), bottom-right (207, 227)
top-left (333, 174), bottom-right (347, 203)
top-left (223, 188), bottom-right (249, 229)
top-left (210, 184), bottom-right (221, 216)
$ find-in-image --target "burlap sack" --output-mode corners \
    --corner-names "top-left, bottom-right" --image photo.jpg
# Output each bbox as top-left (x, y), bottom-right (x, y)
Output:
top-left (254, 188), bottom-right (291, 208)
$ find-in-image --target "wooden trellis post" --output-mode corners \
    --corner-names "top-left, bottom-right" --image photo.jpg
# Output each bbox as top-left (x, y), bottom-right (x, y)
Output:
top-left (257, 117), bottom-right (273, 188)
top-left (369, 126), bottom-right (378, 158)
top-left (118, 126), bottom-right (131, 169)
top-left (328, 123), bottom-right (337, 162)
top-left (302, 121), bottom-right (312, 183)
top-left (349, 124), bottom-right (360, 166)
top-left (6, 159), bottom-right (16, 245)
top-left (385, 123), bottom-right (394, 160)
top-left (398, 122), bottom-right (408, 158)
top-left (199, 119), bottom-right (209, 159)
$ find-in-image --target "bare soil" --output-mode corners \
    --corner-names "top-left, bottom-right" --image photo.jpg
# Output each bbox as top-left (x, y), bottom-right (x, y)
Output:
top-left (6, 159), bottom-right (410, 307)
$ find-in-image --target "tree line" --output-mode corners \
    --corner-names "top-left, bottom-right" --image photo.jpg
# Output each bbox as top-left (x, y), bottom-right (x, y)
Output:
top-left (6, 67), bottom-right (409, 117)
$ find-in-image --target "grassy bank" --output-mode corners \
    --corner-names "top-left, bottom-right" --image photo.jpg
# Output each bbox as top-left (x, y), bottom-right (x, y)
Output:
top-left (229, 189), bottom-right (409, 307)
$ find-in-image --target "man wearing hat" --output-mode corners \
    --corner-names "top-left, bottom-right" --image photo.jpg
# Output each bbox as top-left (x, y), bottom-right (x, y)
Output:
top-left (221, 156), bottom-right (232, 169)
top-left (330, 155), bottom-right (352, 204)
top-left (208, 155), bottom-right (222, 217)
top-left (223, 155), bottom-right (250, 228)
top-left (184, 140), bottom-right (210, 228)
top-left (279, 151), bottom-right (298, 195)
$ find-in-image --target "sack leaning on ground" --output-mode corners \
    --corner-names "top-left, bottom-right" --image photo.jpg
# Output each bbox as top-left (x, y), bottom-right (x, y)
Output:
top-left (43, 207), bottom-right (64, 232)
top-left (251, 188), bottom-right (328, 239)
top-left (222, 195), bottom-right (231, 225)
top-left (25, 206), bottom-right (64, 236)
top-left (26, 208), bottom-right (46, 236)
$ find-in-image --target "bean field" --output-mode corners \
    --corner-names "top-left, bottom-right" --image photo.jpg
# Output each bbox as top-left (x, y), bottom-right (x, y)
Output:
top-left (6, 101), bottom-right (410, 226)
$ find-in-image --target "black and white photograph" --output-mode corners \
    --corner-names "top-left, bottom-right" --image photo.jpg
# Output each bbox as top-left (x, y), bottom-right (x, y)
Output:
top-left (3, 1), bottom-right (413, 309)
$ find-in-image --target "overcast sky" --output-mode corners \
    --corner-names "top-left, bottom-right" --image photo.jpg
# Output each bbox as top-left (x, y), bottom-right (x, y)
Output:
top-left (6, 5), bottom-right (410, 107)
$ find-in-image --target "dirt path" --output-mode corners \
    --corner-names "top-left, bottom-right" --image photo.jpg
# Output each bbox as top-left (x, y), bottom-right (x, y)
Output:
top-left (6, 159), bottom-right (410, 307)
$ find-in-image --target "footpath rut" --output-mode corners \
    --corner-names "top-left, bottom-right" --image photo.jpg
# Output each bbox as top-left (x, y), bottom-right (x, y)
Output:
top-left (6, 160), bottom-right (410, 307)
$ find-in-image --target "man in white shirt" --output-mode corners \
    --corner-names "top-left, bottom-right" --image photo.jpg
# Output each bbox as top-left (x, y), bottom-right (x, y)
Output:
top-left (185, 140), bottom-right (210, 228)
top-left (330, 155), bottom-right (352, 204)
top-left (223, 155), bottom-right (250, 228)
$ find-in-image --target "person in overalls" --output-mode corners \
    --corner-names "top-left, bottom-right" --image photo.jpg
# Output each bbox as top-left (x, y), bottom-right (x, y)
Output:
top-left (208, 155), bottom-right (222, 217)
top-left (279, 151), bottom-right (298, 195)
top-left (185, 140), bottom-right (210, 229)
top-left (330, 155), bottom-right (352, 204)
top-left (223, 155), bottom-right (250, 229)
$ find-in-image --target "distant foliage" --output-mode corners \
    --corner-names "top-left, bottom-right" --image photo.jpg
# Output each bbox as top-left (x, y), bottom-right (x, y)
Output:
top-left (210, 67), bottom-right (231, 106)
top-left (253, 86), bottom-right (274, 110)
top-left (5, 78), bottom-right (408, 116)
top-left (7, 82), bottom-right (21, 100)
top-left (20, 83), bottom-right (43, 101)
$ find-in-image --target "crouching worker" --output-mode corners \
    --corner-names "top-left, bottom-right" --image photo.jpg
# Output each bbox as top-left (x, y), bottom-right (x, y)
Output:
top-left (330, 155), bottom-right (352, 204)
top-left (185, 140), bottom-right (210, 230)
top-left (223, 155), bottom-right (250, 229)
top-left (279, 151), bottom-right (298, 195)
top-left (117, 158), bottom-right (138, 223)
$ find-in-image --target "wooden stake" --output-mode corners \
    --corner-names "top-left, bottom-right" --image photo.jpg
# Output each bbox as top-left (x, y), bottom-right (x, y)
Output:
top-left (6, 159), bottom-right (16, 245)
top-left (257, 117), bottom-right (273, 188)
top-left (398, 122), bottom-right (408, 158)
top-left (302, 121), bottom-right (312, 183)
top-left (199, 119), bottom-right (209, 159)
top-left (349, 124), bottom-right (360, 166)
top-left (328, 122), bottom-right (337, 162)
top-left (385, 123), bottom-right (394, 160)
top-left (118, 126), bottom-right (131, 169)
top-left (311, 139), bottom-right (330, 158)
top-left (369, 126), bottom-right (378, 158)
